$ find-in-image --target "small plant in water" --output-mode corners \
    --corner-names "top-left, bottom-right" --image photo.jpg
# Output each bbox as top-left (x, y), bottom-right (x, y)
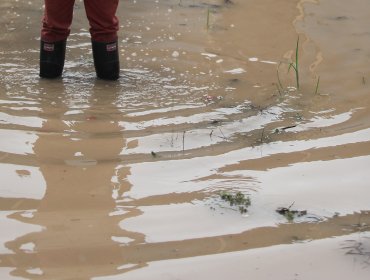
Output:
top-left (314, 76), bottom-right (320, 95)
top-left (206, 8), bottom-right (211, 30)
top-left (276, 36), bottom-right (302, 94)
top-left (276, 202), bottom-right (307, 222)
top-left (220, 191), bottom-right (251, 214)
top-left (288, 36), bottom-right (300, 90)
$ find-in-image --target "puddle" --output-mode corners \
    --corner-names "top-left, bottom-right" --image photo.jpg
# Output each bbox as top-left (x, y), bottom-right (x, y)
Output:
top-left (0, 0), bottom-right (370, 279)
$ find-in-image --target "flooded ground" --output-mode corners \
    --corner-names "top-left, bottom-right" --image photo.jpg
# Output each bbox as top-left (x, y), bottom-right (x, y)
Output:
top-left (1, 0), bottom-right (370, 279)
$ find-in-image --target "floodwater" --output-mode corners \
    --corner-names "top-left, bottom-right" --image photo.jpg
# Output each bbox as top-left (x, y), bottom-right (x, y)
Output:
top-left (1, 0), bottom-right (370, 279)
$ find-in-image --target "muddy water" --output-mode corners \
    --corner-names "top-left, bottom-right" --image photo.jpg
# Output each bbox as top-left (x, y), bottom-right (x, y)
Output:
top-left (1, 0), bottom-right (370, 279)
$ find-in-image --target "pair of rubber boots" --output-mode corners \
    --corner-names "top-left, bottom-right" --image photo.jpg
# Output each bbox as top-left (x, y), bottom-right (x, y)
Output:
top-left (39, 40), bottom-right (119, 80)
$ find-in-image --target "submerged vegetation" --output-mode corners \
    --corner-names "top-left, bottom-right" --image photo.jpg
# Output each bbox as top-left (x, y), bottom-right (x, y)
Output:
top-left (276, 203), bottom-right (307, 222)
top-left (342, 237), bottom-right (370, 267)
top-left (276, 36), bottom-right (300, 94)
top-left (206, 8), bottom-right (211, 30)
top-left (288, 36), bottom-right (300, 90)
top-left (276, 36), bottom-right (324, 95)
top-left (220, 191), bottom-right (251, 214)
top-left (216, 192), bottom-right (310, 221)
top-left (314, 76), bottom-right (320, 94)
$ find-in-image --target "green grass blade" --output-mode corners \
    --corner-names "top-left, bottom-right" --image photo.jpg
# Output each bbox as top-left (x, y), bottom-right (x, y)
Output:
top-left (277, 62), bottom-right (284, 90)
top-left (206, 9), bottom-right (210, 30)
top-left (295, 36), bottom-right (300, 89)
top-left (314, 76), bottom-right (320, 94)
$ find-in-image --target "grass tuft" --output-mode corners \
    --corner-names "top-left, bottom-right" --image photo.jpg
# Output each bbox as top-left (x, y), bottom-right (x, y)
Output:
top-left (220, 191), bottom-right (251, 214)
top-left (288, 36), bottom-right (300, 90)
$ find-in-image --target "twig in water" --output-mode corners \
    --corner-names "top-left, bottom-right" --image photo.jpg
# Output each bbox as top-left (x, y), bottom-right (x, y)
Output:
top-left (275, 83), bottom-right (282, 97)
top-left (314, 76), bottom-right (320, 94)
top-left (288, 201), bottom-right (295, 209)
top-left (295, 36), bottom-right (300, 89)
top-left (182, 131), bottom-right (186, 152)
top-left (218, 127), bottom-right (227, 140)
top-left (276, 62), bottom-right (284, 91)
top-left (282, 125), bottom-right (297, 131)
top-left (260, 128), bottom-right (265, 143)
top-left (206, 8), bottom-right (211, 30)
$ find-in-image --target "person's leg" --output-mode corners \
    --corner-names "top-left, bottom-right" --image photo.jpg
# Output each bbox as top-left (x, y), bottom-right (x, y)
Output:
top-left (40, 0), bottom-right (75, 78)
top-left (41, 0), bottom-right (75, 42)
top-left (84, 0), bottom-right (120, 80)
top-left (84, 0), bottom-right (119, 42)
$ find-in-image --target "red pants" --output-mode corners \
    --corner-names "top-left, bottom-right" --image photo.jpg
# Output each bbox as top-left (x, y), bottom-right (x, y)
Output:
top-left (41, 0), bottom-right (119, 43)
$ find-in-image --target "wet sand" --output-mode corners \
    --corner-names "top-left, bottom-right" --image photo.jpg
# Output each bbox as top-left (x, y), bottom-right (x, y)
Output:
top-left (1, 0), bottom-right (370, 279)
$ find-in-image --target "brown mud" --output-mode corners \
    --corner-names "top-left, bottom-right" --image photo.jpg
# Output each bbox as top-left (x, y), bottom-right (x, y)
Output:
top-left (0, 0), bottom-right (370, 279)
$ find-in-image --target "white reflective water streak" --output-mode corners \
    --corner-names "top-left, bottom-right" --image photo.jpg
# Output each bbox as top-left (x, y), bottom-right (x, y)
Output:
top-left (120, 202), bottom-right (273, 243)
top-left (0, 268), bottom-right (24, 280)
top-left (117, 127), bottom-right (370, 242)
top-left (0, 112), bottom-right (44, 128)
top-left (120, 104), bottom-right (249, 129)
top-left (91, 232), bottom-right (370, 280)
top-left (26, 268), bottom-right (43, 276)
top-left (121, 156), bottom-right (370, 243)
top-left (125, 104), bottom-right (201, 117)
top-left (290, 111), bottom-right (354, 132)
top-left (0, 211), bottom-right (44, 254)
top-left (121, 107), bottom-right (281, 154)
top-left (119, 111), bottom-right (228, 131)
top-left (0, 129), bottom-right (37, 155)
top-left (19, 242), bottom-right (36, 253)
top-left (0, 164), bottom-right (46, 199)
top-left (0, 100), bottom-right (39, 106)
top-left (242, 155), bottom-right (370, 213)
top-left (124, 128), bottom-right (370, 199)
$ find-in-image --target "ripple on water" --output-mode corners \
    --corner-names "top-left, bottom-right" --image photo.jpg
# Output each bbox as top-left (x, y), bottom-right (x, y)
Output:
top-left (1, 1), bottom-right (370, 278)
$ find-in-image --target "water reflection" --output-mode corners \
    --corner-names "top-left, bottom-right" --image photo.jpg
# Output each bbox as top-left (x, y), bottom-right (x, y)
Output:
top-left (1, 80), bottom-right (147, 279)
top-left (1, 72), bottom-right (369, 279)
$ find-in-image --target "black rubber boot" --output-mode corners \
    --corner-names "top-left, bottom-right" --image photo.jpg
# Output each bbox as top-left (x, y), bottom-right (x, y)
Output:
top-left (39, 40), bottom-right (66, 79)
top-left (92, 41), bottom-right (120, 80)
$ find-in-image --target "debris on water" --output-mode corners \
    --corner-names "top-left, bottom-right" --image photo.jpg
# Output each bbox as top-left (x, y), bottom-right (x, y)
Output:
top-left (276, 203), bottom-right (307, 222)
top-left (220, 191), bottom-right (251, 214)
top-left (281, 125), bottom-right (297, 131)
top-left (275, 124), bottom-right (298, 134)
top-left (224, 68), bottom-right (246, 75)
top-left (16, 170), bottom-right (31, 177)
top-left (333, 16), bottom-right (349, 21)
top-left (202, 94), bottom-right (223, 104)
top-left (228, 78), bottom-right (239, 84)
top-left (86, 115), bottom-right (97, 121)
top-left (201, 52), bottom-right (218, 58)
top-left (274, 125), bottom-right (298, 134)
top-left (210, 120), bottom-right (221, 125)
top-left (341, 238), bottom-right (370, 266)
